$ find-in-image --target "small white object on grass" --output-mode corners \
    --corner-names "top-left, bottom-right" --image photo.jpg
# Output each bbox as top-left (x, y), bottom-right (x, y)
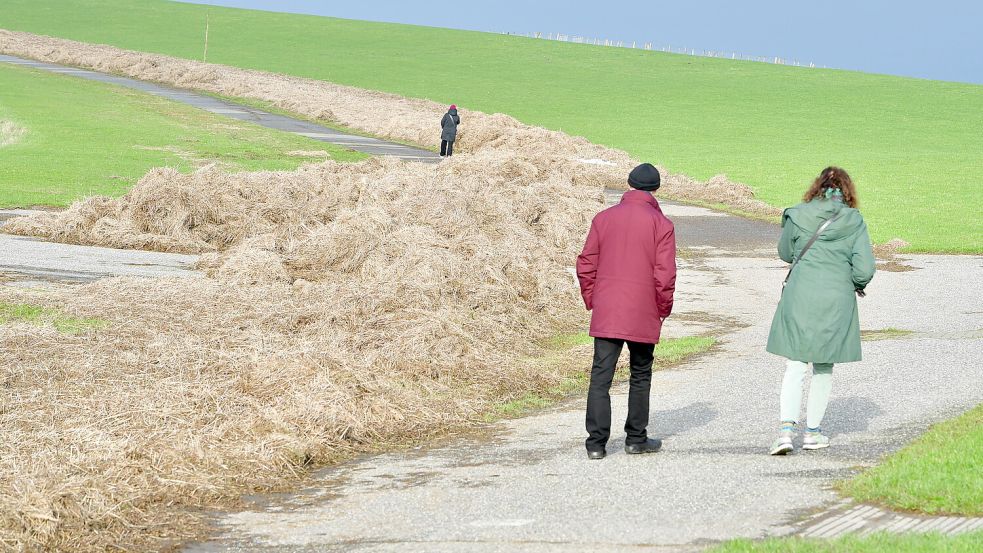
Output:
top-left (566, 267), bottom-right (580, 289)
top-left (576, 158), bottom-right (617, 166)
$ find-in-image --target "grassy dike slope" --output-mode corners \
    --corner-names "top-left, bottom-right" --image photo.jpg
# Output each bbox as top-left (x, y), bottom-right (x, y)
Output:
top-left (0, 62), bottom-right (363, 207)
top-left (2, 0), bottom-right (981, 251)
top-left (840, 403), bottom-right (983, 516)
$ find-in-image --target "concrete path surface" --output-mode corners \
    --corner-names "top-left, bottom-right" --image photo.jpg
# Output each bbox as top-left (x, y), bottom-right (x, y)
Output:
top-left (0, 53), bottom-right (441, 162)
top-left (1, 51), bottom-right (443, 285)
top-left (184, 201), bottom-right (983, 551)
top-left (0, 231), bottom-right (199, 283)
top-left (800, 500), bottom-right (983, 538)
top-left (3, 50), bottom-right (979, 549)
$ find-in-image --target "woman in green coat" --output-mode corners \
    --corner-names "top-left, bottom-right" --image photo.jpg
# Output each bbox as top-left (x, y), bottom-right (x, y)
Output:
top-left (767, 167), bottom-right (876, 455)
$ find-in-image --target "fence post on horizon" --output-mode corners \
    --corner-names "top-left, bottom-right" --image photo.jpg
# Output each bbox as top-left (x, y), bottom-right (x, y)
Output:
top-left (500, 30), bottom-right (824, 71)
top-left (202, 12), bottom-right (209, 62)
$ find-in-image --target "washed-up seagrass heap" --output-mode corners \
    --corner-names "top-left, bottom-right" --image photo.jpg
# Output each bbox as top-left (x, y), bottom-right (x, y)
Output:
top-left (0, 30), bottom-right (776, 217)
top-left (0, 29), bottom-right (772, 551)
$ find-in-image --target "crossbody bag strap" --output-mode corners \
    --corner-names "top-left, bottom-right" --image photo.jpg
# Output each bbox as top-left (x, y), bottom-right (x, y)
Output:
top-left (782, 210), bottom-right (843, 288)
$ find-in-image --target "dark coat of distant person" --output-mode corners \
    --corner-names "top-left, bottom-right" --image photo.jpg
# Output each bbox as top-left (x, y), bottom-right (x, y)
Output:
top-left (440, 107), bottom-right (460, 142)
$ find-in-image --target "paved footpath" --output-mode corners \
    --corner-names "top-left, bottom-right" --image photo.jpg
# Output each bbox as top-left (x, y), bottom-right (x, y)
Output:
top-left (3, 51), bottom-right (981, 550)
top-left (0, 210), bottom-right (200, 284)
top-left (0, 231), bottom-right (199, 284)
top-left (184, 201), bottom-right (983, 552)
top-left (0, 52), bottom-right (440, 285)
top-left (0, 54), bottom-right (441, 162)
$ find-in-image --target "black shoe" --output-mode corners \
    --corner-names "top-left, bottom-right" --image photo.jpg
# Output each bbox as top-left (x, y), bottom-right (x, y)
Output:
top-left (586, 449), bottom-right (606, 460)
top-left (624, 438), bottom-right (662, 455)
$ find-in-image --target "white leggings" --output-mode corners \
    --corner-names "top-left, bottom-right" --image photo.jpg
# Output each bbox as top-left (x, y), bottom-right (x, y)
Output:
top-left (780, 359), bottom-right (833, 430)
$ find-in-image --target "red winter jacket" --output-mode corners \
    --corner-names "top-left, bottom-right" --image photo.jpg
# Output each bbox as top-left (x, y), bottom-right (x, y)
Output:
top-left (576, 190), bottom-right (676, 344)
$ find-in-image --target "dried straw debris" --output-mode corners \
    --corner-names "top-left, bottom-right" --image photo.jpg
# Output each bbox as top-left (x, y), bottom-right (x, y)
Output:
top-left (0, 120), bottom-right (26, 148)
top-left (285, 149), bottom-right (331, 157)
top-left (0, 151), bottom-right (613, 551)
top-left (873, 237), bottom-right (910, 258)
top-left (0, 29), bottom-right (776, 215)
top-left (0, 30), bottom-right (625, 160)
top-left (0, 28), bottom-right (779, 551)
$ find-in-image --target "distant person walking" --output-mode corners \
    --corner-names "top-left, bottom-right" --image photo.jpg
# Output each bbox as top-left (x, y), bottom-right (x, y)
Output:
top-left (767, 167), bottom-right (875, 455)
top-left (576, 163), bottom-right (677, 460)
top-left (440, 104), bottom-right (460, 157)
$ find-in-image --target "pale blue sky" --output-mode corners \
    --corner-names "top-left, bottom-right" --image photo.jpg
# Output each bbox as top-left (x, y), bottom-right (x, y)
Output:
top-left (179, 0), bottom-right (983, 84)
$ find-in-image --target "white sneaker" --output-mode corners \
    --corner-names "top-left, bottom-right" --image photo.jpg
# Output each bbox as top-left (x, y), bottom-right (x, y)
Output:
top-left (769, 430), bottom-right (794, 456)
top-left (803, 432), bottom-right (830, 450)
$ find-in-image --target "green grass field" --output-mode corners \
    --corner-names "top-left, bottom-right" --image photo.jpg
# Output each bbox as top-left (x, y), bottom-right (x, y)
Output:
top-left (0, 62), bottom-right (363, 207)
top-left (0, 301), bottom-right (105, 334)
top-left (1, 0), bottom-right (980, 251)
top-left (839, 403), bottom-right (983, 516)
top-left (711, 532), bottom-right (983, 553)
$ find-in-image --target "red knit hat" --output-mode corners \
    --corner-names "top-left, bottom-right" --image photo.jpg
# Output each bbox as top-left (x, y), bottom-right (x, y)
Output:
top-left (450, 104), bottom-right (457, 110)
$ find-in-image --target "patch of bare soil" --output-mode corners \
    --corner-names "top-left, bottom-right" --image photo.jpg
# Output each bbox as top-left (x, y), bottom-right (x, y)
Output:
top-left (877, 260), bottom-right (919, 272)
top-left (873, 238), bottom-right (910, 258)
top-left (873, 238), bottom-right (918, 272)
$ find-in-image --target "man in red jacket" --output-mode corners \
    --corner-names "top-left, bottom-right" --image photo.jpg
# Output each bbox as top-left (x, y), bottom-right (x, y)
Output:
top-left (576, 163), bottom-right (677, 460)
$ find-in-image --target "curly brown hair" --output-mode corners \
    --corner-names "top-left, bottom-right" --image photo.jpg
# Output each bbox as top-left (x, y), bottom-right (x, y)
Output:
top-left (803, 166), bottom-right (858, 208)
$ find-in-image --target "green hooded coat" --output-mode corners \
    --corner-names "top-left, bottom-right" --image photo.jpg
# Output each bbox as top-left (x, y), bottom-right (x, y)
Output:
top-left (766, 199), bottom-right (876, 363)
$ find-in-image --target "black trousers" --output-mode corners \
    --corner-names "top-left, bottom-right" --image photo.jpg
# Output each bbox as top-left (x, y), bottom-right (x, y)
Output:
top-left (440, 139), bottom-right (454, 156)
top-left (586, 337), bottom-right (655, 450)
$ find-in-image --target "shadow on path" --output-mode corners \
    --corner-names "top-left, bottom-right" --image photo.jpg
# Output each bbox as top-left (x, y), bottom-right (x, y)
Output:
top-left (825, 396), bottom-right (884, 435)
top-left (654, 401), bottom-right (718, 438)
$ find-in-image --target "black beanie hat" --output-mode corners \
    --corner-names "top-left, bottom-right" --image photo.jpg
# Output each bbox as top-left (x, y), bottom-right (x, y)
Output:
top-left (628, 163), bottom-right (661, 191)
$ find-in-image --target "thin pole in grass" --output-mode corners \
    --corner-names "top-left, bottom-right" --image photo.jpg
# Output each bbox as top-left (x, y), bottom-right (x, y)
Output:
top-left (203, 12), bottom-right (210, 62)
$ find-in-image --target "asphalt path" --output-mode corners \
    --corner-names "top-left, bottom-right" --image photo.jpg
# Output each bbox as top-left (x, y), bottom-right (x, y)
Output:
top-left (0, 53), bottom-right (441, 162)
top-left (0, 52), bottom-right (440, 285)
top-left (4, 52), bottom-right (979, 551)
top-left (0, 229), bottom-right (199, 284)
top-left (0, 54), bottom-right (773, 285)
top-left (184, 201), bottom-right (982, 552)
